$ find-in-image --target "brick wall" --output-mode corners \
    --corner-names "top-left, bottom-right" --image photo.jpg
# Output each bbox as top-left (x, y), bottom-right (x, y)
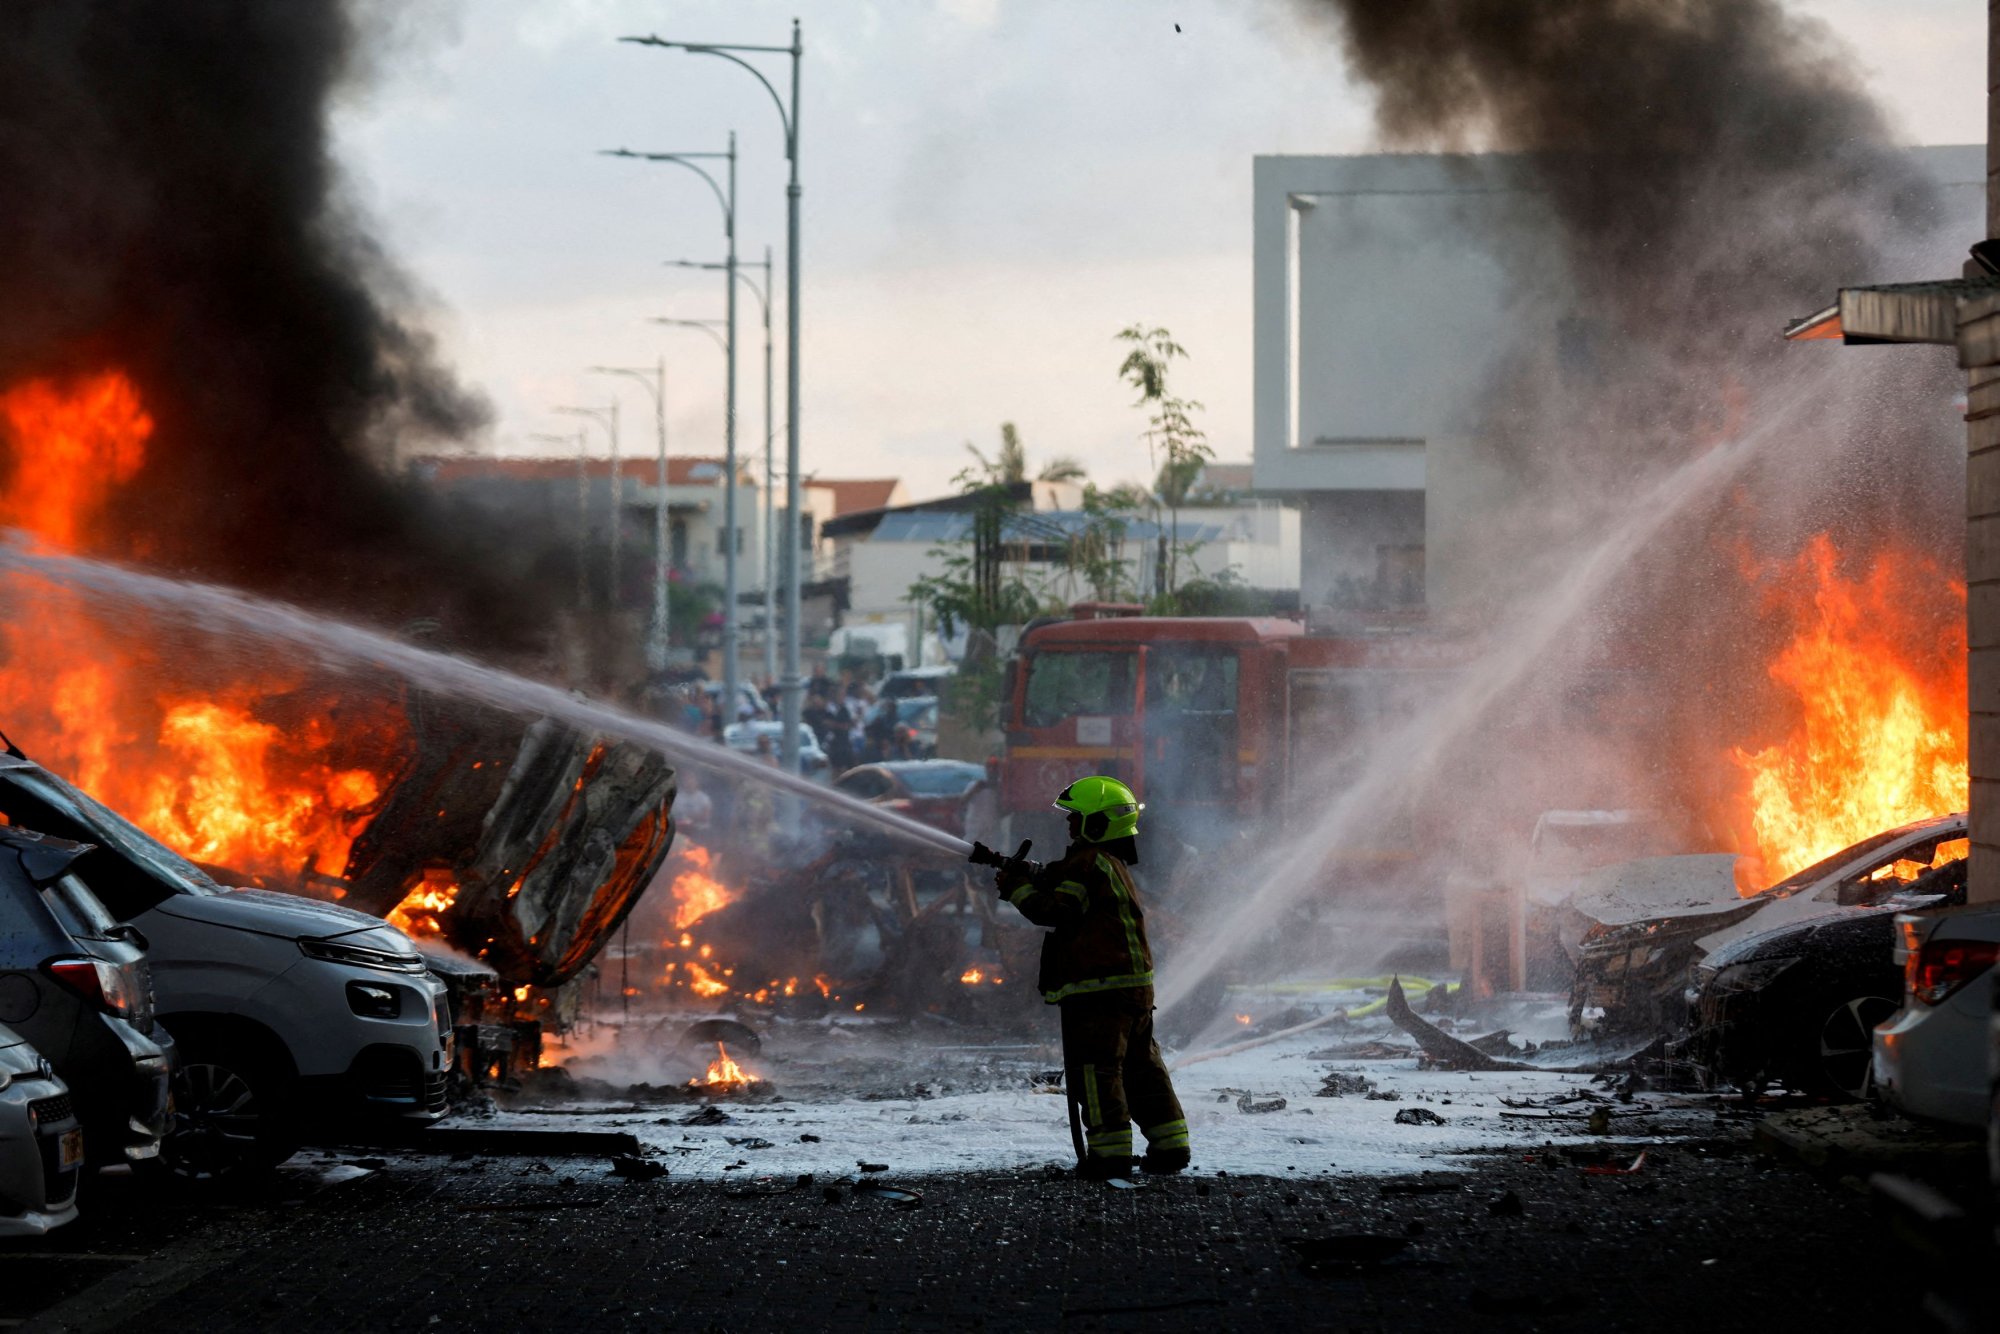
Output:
top-left (1970, 1), bottom-right (2000, 904)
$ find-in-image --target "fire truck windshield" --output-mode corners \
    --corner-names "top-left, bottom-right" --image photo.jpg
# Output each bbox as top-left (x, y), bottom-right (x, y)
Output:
top-left (1022, 651), bottom-right (1136, 727)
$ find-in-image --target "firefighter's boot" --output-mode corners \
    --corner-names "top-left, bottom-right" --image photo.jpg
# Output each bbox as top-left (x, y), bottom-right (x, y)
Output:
top-left (1076, 1153), bottom-right (1138, 1181)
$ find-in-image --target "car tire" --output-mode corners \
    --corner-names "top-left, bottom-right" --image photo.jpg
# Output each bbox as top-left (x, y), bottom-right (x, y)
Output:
top-left (1785, 992), bottom-right (1900, 1101)
top-left (157, 1038), bottom-right (301, 1180)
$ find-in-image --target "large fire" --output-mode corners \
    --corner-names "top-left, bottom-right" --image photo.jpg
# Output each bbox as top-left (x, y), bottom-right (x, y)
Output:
top-left (1729, 534), bottom-right (1968, 889)
top-left (0, 371), bottom-right (402, 889)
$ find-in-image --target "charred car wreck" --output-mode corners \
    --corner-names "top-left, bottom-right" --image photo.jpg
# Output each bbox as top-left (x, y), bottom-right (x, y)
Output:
top-left (1560, 814), bottom-right (1967, 1095)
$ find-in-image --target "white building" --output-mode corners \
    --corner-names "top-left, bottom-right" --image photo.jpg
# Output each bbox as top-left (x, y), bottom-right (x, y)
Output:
top-left (832, 497), bottom-right (1300, 666)
top-left (1251, 147), bottom-right (1985, 612)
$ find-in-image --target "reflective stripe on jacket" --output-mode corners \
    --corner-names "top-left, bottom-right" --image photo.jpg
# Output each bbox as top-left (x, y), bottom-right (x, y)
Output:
top-left (1001, 844), bottom-right (1154, 1004)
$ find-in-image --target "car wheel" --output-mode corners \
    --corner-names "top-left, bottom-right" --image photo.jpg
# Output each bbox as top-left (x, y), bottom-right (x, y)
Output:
top-left (1794, 993), bottom-right (1899, 1101)
top-left (159, 1050), bottom-right (300, 1180)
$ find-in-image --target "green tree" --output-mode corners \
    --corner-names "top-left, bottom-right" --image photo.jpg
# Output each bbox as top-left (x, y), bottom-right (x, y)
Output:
top-left (1116, 324), bottom-right (1213, 603)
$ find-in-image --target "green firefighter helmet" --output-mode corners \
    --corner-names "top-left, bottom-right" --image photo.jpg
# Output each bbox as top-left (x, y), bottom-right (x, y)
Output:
top-left (1053, 775), bottom-right (1143, 843)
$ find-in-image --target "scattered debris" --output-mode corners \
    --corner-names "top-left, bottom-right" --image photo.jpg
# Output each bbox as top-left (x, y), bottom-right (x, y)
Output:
top-left (1364, 1089), bottom-right (1403, 1102)
top-left (1486, 1189), bottom-right (1524, 1217)
top-left (725, 1137), bottom-right (775, 1150)
top-left (1393, 1107), bottom-right (1448, 1126)
top-left (1236, 1092), bottom-right (1288, 1114)
top-left (853, 1182), bottom-right (923, 1207)
top-left (1315, 1071), bottom-right (1376, 1098)
top-left (1583, 1151), bottom-right (1649, 1176)
top-left (799, 1133), bottom-right (821, 1143)
top-left (680, 1106), bottom-right (733, 1127)
top-left (857, 1161), bottom-right (890, 1173)
top-left (609, 1154), bottom-right (666, 1181)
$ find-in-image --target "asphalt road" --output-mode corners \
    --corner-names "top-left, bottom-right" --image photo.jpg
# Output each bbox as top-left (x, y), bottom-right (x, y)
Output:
top-left (6, 1129), bottom-right (1916, 1333)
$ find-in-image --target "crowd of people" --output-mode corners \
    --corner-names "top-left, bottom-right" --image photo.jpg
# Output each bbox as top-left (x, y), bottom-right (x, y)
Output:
top-left (654, 670), bottom-right (934, 771)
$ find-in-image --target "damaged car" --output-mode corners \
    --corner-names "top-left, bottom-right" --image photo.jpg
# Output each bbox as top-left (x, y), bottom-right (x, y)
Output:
top-left (1687, 852), bottom-right (1965, 1099)
top-left (1565, 813), bottom-right (1967, 1038)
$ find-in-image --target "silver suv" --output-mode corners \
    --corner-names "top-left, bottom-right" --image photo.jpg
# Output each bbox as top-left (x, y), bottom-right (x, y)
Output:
top-left (0, 754), bottom-right (450, 1177)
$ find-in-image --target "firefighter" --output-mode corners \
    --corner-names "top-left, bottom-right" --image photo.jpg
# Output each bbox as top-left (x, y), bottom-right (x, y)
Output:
top-left (990, 776), bottom-right (1190, 1179)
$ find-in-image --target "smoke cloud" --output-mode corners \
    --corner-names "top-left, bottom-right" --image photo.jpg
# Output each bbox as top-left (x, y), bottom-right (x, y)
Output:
top-left (1156, 0), bottom-right (1974, 1004)
top-left (0, 0), bottom-right (528, 638)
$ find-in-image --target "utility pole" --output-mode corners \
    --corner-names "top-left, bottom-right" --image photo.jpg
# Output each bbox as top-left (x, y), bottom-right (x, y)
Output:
top-left (554, 402), bottom-right (620, 613)
top-left (667, 248), bottom-right (776, 688)
top-left (621, 19), bottom-right (806, 772)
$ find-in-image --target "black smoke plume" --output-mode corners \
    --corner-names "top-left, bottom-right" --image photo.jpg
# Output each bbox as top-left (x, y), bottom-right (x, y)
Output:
top-left (0, 1), bottom-right (531, 640)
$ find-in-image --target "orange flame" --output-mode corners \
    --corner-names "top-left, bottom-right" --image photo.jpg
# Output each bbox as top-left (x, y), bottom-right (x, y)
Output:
top-left (697, 1042), bottom-right (752, 1088)
top-left (670, 844), bottom-right (735, 929)
top-left (0, 371), bottom-right (404, 890)
top-left (387, 869), bottom-right (459, 938)
top-left (1730, 535), bottom-right (1967, 889)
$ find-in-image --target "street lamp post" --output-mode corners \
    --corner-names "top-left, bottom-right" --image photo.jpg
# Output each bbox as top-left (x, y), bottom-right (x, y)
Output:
top-left (587, 362), bottom-right (671, 671)
top-left (669, 248), bottom-right (776, 688)
top-left (554, 402), bottom-right (620, 612)
top-left (603, 136), bottom-right (742, 740)
top-left (529, 428), bottom-right (591, 682)
top-left (622, 20), bottom-right (806, 773)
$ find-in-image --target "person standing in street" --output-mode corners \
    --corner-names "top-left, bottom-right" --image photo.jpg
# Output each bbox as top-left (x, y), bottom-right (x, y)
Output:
top-left (987, 776), bottom-right (1190, 1179)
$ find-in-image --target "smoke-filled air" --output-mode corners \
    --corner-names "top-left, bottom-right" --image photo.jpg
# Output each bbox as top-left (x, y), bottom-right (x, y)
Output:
top-left (0, 3), bottom-right (1987, 1300)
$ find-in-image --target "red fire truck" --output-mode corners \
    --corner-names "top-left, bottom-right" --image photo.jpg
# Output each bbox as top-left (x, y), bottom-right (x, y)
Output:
top-left (992, 606), bottom-right (1480, 873)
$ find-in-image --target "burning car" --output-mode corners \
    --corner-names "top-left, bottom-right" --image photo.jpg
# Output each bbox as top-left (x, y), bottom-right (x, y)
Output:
top-left (1687, 852), bottom-right (1965, 1099)
top-left (1565, 813), bottom-right (1968, 1037)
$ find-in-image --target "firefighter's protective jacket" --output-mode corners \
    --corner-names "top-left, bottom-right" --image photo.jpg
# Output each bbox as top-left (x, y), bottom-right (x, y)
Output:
top-left (999, 842), bottom-right (1155, 1003)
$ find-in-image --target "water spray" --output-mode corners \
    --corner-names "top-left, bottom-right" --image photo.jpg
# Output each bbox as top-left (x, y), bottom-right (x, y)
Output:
top-left (0, 534), bottom-right (974, 862)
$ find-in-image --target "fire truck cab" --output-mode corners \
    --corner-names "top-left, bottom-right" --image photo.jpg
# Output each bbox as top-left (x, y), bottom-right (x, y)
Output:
top-left (995, 609), bottom-right (1466, 874)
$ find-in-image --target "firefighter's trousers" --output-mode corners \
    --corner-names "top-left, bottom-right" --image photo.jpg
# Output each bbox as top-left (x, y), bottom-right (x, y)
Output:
top-left (1059, 987), bottom-right (1188, 1162)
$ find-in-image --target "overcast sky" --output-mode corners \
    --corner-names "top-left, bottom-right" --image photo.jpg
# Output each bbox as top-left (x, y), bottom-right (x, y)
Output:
top-left (331, 0), bottom-right (1986, 499)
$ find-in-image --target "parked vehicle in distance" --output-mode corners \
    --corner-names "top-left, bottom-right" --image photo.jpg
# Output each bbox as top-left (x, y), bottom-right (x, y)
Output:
top-left (1687, 853), bottom-right (1966, 1099)
top-left (832, 761), bottom-right (988, 837)
top-left (0, 1021), bottom-right (81, 1236)
top-left (862, 697), bottom-right (939, 761)
top-left (0, 826), bottom-right (169, 1169)
top-left (703, 680), bottom-right (772, 722)
top-left (723, 721), bottom-right (830, 775)
top-left (1566, 813), bottom-right (1967, 1035)
top-left (0, 754), bottom-right (450, 1178)
top-left (877, 666), bottom-right (953, 701)
top-left (1872, 901), bottom-right (2000, 1128)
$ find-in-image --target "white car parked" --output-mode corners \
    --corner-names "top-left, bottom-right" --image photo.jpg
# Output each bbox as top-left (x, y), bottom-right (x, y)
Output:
top-left (1872, 902), bottom-right (2000, 1128)
top-left (0, 1022), bottom-right (81, 1236)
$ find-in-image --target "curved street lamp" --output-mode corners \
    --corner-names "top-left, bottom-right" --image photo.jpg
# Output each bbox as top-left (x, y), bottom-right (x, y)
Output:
top-left (604, 138), bottom-right (744, 722)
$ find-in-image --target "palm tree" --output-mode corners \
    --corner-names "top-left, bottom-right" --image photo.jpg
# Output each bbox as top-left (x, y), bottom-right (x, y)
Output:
top-left (965, 422), bottom-right (1086, 486)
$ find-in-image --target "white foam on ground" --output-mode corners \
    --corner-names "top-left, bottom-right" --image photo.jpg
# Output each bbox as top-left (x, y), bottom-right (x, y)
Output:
top-left (482, 1026), bottom-right (1683, 1181)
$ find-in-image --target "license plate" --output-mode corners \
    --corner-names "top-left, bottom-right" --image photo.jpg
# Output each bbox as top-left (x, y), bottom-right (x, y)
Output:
top-left (58, 1128), bottom-right (84, 1170)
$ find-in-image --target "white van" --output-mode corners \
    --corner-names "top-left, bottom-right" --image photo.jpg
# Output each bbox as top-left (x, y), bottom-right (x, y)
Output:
top-left (0, 754), bottom-right (450, 1177)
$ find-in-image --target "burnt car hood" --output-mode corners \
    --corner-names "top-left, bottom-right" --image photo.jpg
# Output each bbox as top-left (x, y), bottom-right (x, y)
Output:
top-left (1702, 896), bottom-right (1947, 970)
top-left (1564, 854), bottom-right (1746, 929)
top-left (154, 886), bottom-right (414, 947)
